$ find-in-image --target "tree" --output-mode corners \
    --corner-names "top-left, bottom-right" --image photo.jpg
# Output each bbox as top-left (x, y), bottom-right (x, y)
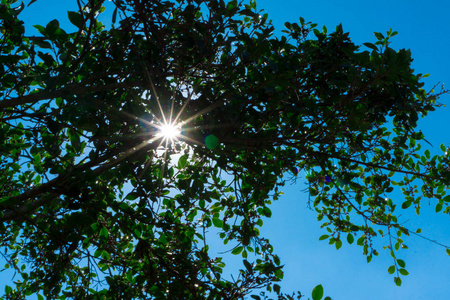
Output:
top-left (0, 0), bottom-right (448, 298)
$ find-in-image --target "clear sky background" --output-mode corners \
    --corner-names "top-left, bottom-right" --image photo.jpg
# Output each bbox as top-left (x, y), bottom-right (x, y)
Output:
top-left (253, 1), bottom-right (450, 299)
top-left (3, 1), bottom-right (450, 299)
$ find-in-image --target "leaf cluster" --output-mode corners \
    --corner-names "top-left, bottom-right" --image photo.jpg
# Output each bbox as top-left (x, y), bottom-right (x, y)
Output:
top-left (0, 0), bottom-right (448, 298)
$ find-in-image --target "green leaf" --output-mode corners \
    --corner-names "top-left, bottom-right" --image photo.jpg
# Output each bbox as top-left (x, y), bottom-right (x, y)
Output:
top-left (319, 234), bottom-right (329, 241)
top-left (212, 217), bottom-right (223, 228)
top-left (312, 284), bottom-right (324, 300)
top-left (125, 192), bottom-right (138, 200)
top-left (112, 7), bottom-right (118, 24)
top-left (435, 203), bottom-right (443, 213)
top-left (177, 155), bottom-right (188, 169)
top-left (399, 268), bottom-right (409, 276)
top-left (397, 259), bottom-right (406, 268)
top-left (33, 39), bottom-right (52, 49)
top-left (94, 249), bottom-right (102, 258)
top-left (374, 32), bottom-right (384, 40)
top-left (262, 206), bottom-right (272, 218)
top-left (313, 29), bottom-right (321, 38)
top-left (232, 246), bottom-right (243, 255)
top-left (446, 249), bottom-right (450, 256)
top-left (159, 233), bottom-right (168, 244)
top-left (335, 239), bottom-right (342, 250)
top-left (394, 277), bottom-right (402, 286)
top-left (45, 19), bottom-right (60, 38)
top-left (346, 233), bottom-right (354, 244)
top-left (401, 200), bottom-right (412, 209)
top-left (126, 271), bottom-right (133, 283)
top-left (4, 285), bottom-right (12, 294)
top-left (243, 259), bottom-right (252, 272)
top-left (388, 265), bottom-right (395, 274)
top-left (363, 43), bottom-right (378, 51)
top-left (199, 199), bottom-right (205, 209)
top-left (99, 227), bottom-right (109, 239)
top-left (33, 153), bottom-right (41, 164)
top-left (101, 250), bottom-right (111, 260)
top-left (67, 11), bottom-right (84, 29)
top-left (33, 24), bottom-right (47, 36)
top-left (425, 149), bottom-right (431, 159)
top-left (357, 236), bottom-right (365, 246)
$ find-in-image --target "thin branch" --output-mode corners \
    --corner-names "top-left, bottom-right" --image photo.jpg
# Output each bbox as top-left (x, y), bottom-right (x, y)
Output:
top-left (1, 139), bottom-right (159, 221)
top-left (0, 80), bottom-right (147, 110)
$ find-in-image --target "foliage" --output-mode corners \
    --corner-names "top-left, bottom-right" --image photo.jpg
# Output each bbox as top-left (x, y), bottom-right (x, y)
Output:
top-left (0, 0), bottom-right (448, 298)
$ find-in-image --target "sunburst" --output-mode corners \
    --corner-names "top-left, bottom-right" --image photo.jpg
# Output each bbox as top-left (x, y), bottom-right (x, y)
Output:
top-left (105, 55), bottom-right (229, 177)
top-left (155, 121), bottom-right (182, 147)
top-left (157, 122), bottom-right (181, 140)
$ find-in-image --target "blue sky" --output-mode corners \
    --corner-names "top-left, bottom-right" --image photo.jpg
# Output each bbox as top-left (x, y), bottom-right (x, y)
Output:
top-left (254, 0), bottom-right (450, 299)
top-left (3, 0), bottom-right (450, 299)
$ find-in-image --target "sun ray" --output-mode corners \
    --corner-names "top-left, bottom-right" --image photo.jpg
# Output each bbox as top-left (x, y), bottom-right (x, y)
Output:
top-left (179, 100), bottom-right (225, 126)
top-left (139, 55), bottom-right (169, 126)
top-left (172, 86), bottom-right (195, 125)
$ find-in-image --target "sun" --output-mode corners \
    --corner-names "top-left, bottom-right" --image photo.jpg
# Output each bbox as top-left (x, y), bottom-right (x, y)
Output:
top-left (156, 122), bottom-right (182, 143)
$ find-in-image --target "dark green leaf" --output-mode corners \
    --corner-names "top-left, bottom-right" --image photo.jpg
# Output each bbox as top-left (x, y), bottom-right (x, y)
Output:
top-left (312, 284), bottom-right (324, 300)
top-left (319, 234), bottom-right (329, 241)
top-left (33, 24), bottom-right (46, 36)
top-left (262, 206), bottom-right (272, 217)
top-left (45, 19), bottom-right (60, 38)
top-left (399, 268), bottom-right (409, 276)
top-left (33, 39), bottom-right (52, 49)
top-left (335, 239), bottom-right (342, 250)
top-left (243, 259), bottom-right (252, 272)
top-left (4, 285), bottom-right (12, 294)
top-left (347, 233), bottom-right (354, 244)
top-left (363, 43), bottom-right (378, 51)
top-left (397, 259), bottom-right (405, 268)
top-left (99, 227), bottom-right (109, 239)
top-left (374, 32), bottom-right (384, 40)
top-left (435, 203), bottom-right (443, 213)
top-left (232, 246), bottom-right (243, 255)
top-left (401, 200), bottom-right (412, 209)
top-left (112, 7), bottom-right (118, 24)
top-left (67, 11), bottom-right (84, 29)
top-left (388, 265), bottom-right (395, 274)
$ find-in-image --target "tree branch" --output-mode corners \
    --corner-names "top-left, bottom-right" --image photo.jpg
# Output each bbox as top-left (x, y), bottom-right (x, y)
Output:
top-left (0, 80), bottom-right (147, 110)
top-left (1, 139), bottom-right (159, 221)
